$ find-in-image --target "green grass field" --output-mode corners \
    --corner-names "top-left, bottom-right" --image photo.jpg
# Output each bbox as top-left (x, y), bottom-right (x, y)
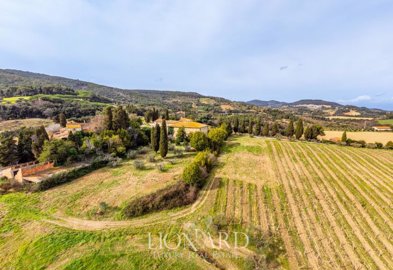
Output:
top-left (1, 90), bottom-right (108, 106)
top-left (378, 119), bottom-right (393, 125)
top-left (1, 136), bottom-right (393, 269)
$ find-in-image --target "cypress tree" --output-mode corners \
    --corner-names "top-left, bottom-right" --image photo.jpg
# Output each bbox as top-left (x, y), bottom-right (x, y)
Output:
top-left (159, 119), bottom-right (168, 157)
top-left (240, 119), bottom-right (246, 133)
top-left (254, 118), bottom-right (261, 136)
top-left (59, 113), bottom-right (67, 127)
top-left (113, 106), bottom-right (130, 130)
top-left (341, 131), bottom-right (347, 143)
top-left (271, 122), bottom-right (279, 136)
top-left (165, 109), bottom-right (169, 120)
top-left (16, 128), bottom-right (34, 163)
top-left (32, 126), bottom-right (49, 159)
top-left (233, 117), bottom-right (239, 133)
top-left (104, 106), bottom-right (113, 130)
top-left (248, 119), bottom-right (254, 135)
top-left (0, 134), bottom-right (18, 166)
top-left (295, 119), bottom-right (304, 140)
top-left (262, 123), bottom-right (270, 136)
top-left (151, 126), bottom-right (157, 151)
top-left (286, 120), bottom-right (295, 137)
top-left (304, 126), bottom-right (312, 140)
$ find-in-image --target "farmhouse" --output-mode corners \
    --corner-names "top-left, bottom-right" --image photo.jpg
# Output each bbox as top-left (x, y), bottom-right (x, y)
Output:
top-left (152, 117), bottom-right (208, 136)
top-left (372, 125), bottom-right (392, 131)
top-left (0, 161), bottom-right (55, 184)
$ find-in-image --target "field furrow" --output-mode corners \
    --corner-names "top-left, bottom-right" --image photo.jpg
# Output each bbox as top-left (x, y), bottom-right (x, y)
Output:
top-left (277, 142), bottom-right (347, 269)
top-left (269, 142), bottom-right (320, 268)
top-left (303, 144), bottom-right (390, 269)
top-left (255, 185), bottom-right (268, 232)
top-left (292, 142), bottom-right (376, 269)
top-left (284, 142), bottom-right (353, 268)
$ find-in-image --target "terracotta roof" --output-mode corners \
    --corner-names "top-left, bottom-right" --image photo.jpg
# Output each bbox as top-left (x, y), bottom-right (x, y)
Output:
top-left (154, 118), bottom-right (207, 129)
top-left (373, 126), bottom-right (392, 129)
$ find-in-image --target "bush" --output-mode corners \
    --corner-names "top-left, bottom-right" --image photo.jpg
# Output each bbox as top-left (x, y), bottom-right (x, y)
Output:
top-left (127, 150), bottom-right (138, 159)
top-left (133, 160), bottom-right (145, 170)
top-left (182, 161), bottom-right (204, 186)
top-left (189, 132), bottom-right (209, 151)
top-left (137, 146), bottom-right (150, 155)
top-left (147, 154), bottom-right (156, 163)
top-left (386, 141), bottom-right (393, 150)
top-left (174, 148), bottom-right (183, 157)
top-left (208, 127), bottom-right (227, 152)
top-left (122, 181), bottom-right (199, 218)
top-left (156, 163), bottom-right (168, 172)
top-left (109, 157), bottom-right (122, 167)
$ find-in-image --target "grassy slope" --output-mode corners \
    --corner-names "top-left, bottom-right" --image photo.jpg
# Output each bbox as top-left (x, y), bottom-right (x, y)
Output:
top-left (2, 136), bottom-right (392, 269)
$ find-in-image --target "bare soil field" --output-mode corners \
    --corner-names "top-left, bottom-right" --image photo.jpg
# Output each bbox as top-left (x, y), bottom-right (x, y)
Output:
top-left (0, 118), bottom-right (53, 132)
top-left (321, 130), bottom-right (393, 144)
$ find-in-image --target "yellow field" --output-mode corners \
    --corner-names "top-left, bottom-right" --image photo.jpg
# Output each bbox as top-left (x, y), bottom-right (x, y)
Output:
top-left (321, 130), bottom-right (393, 144)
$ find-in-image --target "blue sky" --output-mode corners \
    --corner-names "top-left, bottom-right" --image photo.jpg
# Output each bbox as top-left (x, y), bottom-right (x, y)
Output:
top-left (1, 0), bottom-right (393, 110)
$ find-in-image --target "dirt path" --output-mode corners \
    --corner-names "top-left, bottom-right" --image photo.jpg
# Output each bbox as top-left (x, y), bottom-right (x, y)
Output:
top-left (255, 185), bottom-right (268, 232)
top-left (45, 175), bottom-right (219, 231)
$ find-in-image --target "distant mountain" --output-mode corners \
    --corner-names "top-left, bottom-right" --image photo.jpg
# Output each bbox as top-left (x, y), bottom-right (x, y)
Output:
top-left (0, 69), bottom-right (230, 108)
top-left (248, 99), bottom-right (342, 108)
top-left (291, 99), bottom-right (342, 107)
top-left (247, 100), bottom-right (288, 107)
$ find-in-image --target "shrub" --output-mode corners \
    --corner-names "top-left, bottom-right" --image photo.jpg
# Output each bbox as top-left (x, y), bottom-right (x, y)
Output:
top-left (127, 150), bottom-right (138, 159)
top-left (147, 154), bottom-right (156, 163)
top-left (109, 157), bottom-right (122, 167)
top-left (122, 181), bottom-right (199, 218)
top-left (133, 160), bottom-right (145, 170)
top-left (375, 142), bottom-right (383, 149)
top-left (208, 127), bottom-right (227, 152)
top-left (182, 161), bottom-right (204, 186)
top-left (189, 132), bottom-right (209, 151)
top-left (174, 148), bottom-right (183, 157)
top-left (137, 146), bottom-right (150, 155)
top-left (386, 141), bottom-right (393, 150)
top-left (156, 163), bottom-right (168, 172)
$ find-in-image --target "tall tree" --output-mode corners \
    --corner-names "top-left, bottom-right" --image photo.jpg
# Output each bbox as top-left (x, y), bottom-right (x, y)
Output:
top-left (32, 126), bottom-right (49, 159)
top-left (0, 134), bottom-right (18, 166)
top-left (240, 119), bottom-right (246, 133)
top-left (286, 120), bottom-right (295, 137)
top-left (271, 122), bottom-right (279, 136)
top-left (254, 118), bottom-right (261, 136)
top-left (262, 123), bottom-right (270, 136)
top-left (341, 131), bottom-right (347, 143)
top-left (59, 112), bottom-right (67, 127)
top-left (233, 117), bottom-right (239, 133)
top-left (17, 128), bottom-right (34, 163)
top-left (295, 119), bottom-right (304, 140)
top-left (113, 106), bottom-right (130, 130)
top-left (159, 119), bottom-right (168, 157)
top-left (151, 126), bottom-right (157, 152)
top-left (103, 106), bottom-right (113, 130)
top-left (248, 119), bottom-right (254, 135)
top-left (165, 109), bottom-right (169, 120)
top-left (175, 127), bottom-right (187, 145)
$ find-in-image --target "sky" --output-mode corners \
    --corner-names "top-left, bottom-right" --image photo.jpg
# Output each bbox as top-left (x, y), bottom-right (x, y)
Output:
top-left (0, 0), bottom-right (393, 110)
